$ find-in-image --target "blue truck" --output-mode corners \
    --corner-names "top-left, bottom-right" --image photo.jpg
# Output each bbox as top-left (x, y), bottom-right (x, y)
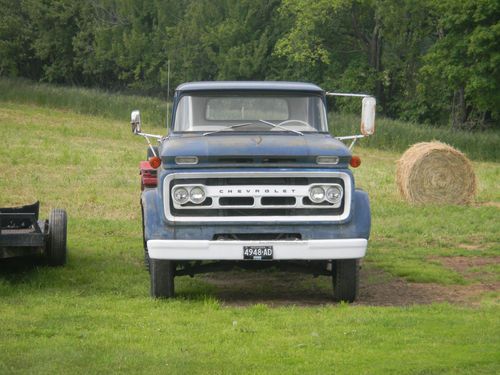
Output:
top-left (132, 81), bottom-right (376, 302)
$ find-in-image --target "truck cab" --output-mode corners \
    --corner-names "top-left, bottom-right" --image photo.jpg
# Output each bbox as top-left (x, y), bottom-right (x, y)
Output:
top-left (132, 81), bottom-right (375, 302)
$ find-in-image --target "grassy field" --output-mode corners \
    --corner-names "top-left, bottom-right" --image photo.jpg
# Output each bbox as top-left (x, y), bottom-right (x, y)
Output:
top-left (0, 99), bottom-right (499, 374)
top-left (0, 77), bottom-right (498, 161)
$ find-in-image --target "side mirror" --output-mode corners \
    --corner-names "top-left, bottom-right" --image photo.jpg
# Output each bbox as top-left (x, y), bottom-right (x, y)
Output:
top-left (361, 97), bottom-right (376, 135)
top-left (131, 110), bottom-right (142, 134)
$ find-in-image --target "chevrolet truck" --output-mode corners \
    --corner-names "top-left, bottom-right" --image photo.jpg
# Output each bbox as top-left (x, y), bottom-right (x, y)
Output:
top-left (131, 81), bottom-right (376, 302)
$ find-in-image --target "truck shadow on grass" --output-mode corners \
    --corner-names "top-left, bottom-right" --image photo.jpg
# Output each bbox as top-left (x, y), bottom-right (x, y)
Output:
top-left (193, 263), bottom-right (498, 307)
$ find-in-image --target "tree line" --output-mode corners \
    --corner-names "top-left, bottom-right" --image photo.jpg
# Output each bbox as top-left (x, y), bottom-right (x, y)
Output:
top-left (0, 0), bottom-right (498, 129)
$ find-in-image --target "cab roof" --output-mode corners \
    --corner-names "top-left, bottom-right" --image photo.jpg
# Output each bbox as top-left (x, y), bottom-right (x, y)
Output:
top-left (175, 81), bottom-right (324, 94)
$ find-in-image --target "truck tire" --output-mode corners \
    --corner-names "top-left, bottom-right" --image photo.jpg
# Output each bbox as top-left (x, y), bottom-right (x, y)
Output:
top-left (46, 209), bottom-right (68, 266)
top-left (150, 259), bottom-right (175, 298)
top-left (141, 205), bottom-right (150, 272)
top-left (144, 249), bottom-right (150, 273)
top-left (332, 259), bottom-right (359, 302)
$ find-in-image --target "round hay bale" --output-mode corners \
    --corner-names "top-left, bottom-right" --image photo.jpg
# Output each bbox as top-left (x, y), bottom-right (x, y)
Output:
top-left (396, 141), bottom-right (477, 205)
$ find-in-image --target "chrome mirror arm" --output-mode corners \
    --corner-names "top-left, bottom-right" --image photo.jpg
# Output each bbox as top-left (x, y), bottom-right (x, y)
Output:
top-left (334, 135), bottom-right (366, 150)
top-left (133, 132), bottom-right (163, 158)
top-left (135, 131), bottom-right (162, 140)
top-left (326, 92), bottom-right (372, 98)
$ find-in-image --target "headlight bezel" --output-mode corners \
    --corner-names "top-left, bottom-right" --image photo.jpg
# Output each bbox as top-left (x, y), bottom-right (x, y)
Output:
top-left (189, 186), bottom-right (206, 204)
top-left (172, 186), bottom-right (189, 204)
top-left (172, 185), bottom-right (206, 205)
top-left (309, 185), bottom-right (326, 203)
top-left (308, 184), bottom-right (343, 205)
top-left (325, 185), bottom-right (343, 204)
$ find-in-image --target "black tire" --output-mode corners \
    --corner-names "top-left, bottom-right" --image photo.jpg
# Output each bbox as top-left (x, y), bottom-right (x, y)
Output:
top-left (144, 249), bottom-right (151, 273)
top-left (141, 205), bottom-right (150, 272)
top-left (46, 209), bottom-right (68, 266)
top-left (150, 259), bottom-right (175, 298)
top-left (147, 146), bottom-right (159, 159)
top-left (332, 259), bottom-right (359, 302)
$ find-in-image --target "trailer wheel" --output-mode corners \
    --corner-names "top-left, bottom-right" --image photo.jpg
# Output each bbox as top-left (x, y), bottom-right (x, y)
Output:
top-left (150, 259), bottom-right (175, 298)
top-left (46, 209), bottom-right (67, 266)
top-left (332, 259), bottom-right (359, 302)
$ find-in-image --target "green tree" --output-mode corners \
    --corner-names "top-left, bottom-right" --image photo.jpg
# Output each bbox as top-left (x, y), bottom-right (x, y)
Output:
top-left (417, 0), bottom-right (500, 129)
top-left (274, 0), bottom-right (435, 116)
top-left (0, 0), bottom-right (41, 78)
top-left (22, 0), bottom-right (83, 83)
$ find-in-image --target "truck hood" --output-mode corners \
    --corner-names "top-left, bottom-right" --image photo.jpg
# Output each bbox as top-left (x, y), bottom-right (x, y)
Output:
top-left (160, 133), bottom-right (351, 168)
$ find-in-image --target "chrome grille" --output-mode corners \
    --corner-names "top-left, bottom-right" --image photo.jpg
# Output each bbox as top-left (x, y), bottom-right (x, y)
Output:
top-left (163, 171), bottom-right (351, 223)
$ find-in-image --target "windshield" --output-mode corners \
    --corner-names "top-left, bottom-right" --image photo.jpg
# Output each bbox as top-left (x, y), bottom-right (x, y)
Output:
top-left (173, 93), bottom-right (328, 132)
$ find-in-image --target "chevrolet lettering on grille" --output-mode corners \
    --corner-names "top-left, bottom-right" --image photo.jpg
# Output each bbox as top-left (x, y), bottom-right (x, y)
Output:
top-left (218, 187), bottom-right (297, 196)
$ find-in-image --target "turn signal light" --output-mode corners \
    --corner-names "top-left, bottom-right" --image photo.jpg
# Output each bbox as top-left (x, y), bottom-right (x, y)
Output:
top-left (350, 155), bottom-right (361, 168)
top-left (149, 156), bottom-right (162, 169)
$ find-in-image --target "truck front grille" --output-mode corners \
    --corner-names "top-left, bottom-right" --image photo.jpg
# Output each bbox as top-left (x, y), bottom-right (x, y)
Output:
top-left (163, 171), bottom-right (352, 223)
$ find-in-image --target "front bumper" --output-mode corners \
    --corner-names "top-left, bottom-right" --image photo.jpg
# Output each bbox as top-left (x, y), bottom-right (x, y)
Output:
top-left (147, 238), bottom-right (367, 260)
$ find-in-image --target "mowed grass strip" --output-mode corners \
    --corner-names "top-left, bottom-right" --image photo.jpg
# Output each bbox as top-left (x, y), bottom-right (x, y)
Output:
top-left (1, 297), bottom-right (498, 374)
top-left (0, 103), bottom-right (499, 374)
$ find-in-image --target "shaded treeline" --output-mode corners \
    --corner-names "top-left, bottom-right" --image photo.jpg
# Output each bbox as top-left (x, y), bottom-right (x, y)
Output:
top-left (0, 0), bottom-right (498, 129)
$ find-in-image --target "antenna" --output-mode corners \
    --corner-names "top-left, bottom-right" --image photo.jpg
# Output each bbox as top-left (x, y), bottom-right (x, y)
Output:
top-left (166, 60), bottom-right (170, 129)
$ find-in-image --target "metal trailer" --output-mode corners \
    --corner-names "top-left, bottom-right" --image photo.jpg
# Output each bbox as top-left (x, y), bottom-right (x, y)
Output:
top-left (0, 202), bottom-right (67, 266)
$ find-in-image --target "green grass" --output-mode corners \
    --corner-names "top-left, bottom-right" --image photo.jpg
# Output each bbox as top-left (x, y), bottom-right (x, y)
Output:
top-left (1, 77), bottom-right (498, 161)
top-left (331, 112), bottom-right (500, 162)
top-left (352, 146), bottom-right (499, 284)
top-left (1, 296), bottom-right (498, 374)
top-left (0, 77), bottom-right (169, 129)
top-left (0, 101), bottom-right (499, 373)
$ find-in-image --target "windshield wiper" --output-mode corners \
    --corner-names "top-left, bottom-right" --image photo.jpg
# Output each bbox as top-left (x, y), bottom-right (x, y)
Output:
top-left (203, 122), bottom-right (253, 136)
top-left (258, 120), bottom-right (304, 135)
top-left (203, 120), bottom-right (304, 136)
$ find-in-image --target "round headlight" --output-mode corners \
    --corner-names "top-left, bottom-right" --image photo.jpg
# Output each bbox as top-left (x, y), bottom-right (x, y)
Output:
top-left (326, 185), bottom-right (343, 204)
top-left (173, 187), bottom-right (189, 204)
top-left (189, 186), bottom-right (206, 204)
top-left (309, 186), bottom-right (325, 203)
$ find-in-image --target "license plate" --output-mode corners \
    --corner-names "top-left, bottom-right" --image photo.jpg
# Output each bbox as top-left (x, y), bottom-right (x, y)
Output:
top-left (243, 245), bottom-right (273, 260)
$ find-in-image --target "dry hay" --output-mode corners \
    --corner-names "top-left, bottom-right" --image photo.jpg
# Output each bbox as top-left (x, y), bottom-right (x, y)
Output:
top-left (396, 141), bottom-right (477, 205)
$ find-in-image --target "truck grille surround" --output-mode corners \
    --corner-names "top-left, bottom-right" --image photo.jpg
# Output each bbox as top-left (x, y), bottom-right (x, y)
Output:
top-left (163, 171), bottom-right (352, 223)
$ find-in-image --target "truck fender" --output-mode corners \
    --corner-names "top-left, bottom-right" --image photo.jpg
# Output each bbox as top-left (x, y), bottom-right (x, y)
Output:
top-left (141, 189), bottom-right (173, 242)
top-left (352, 189), bottom-right (371, 239)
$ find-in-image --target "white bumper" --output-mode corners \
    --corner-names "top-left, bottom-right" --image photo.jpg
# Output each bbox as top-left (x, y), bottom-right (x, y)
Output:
top-left (147, 238), bottom-right (367, 260)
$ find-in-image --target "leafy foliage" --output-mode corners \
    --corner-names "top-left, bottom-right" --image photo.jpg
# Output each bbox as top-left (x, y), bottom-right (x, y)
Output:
top-left (0, 0), bottom-right (498, 129)
top-left (416, 0), bottom-right (500, 129)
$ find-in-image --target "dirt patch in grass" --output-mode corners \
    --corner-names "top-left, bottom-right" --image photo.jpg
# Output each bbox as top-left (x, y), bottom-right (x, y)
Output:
top-left (200, 265), bottom-right (499, 307)
top-left (476, 201), bottom-right (500, 208)
top-left (437, 256), bottom-right (500, 274)
top-left (358, 267), bottom-right (498, 307)
top-left (457, 243), bottom-right (486, 251)
top-left (432, 255), bottom-right (500, 286)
